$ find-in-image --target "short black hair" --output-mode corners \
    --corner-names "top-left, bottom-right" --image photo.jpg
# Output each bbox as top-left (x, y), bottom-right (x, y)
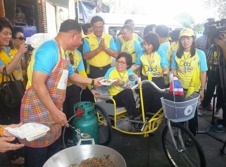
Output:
top-left (0, 17), bottom-right (13, 32)
top-left (143, 33), bottom-right (160, 52)
top-left (59, 19), bottom-right (81, 33)
top-left (155, 25), bottom-right (169, 38)
top-left (91, 16), bottom-right (104, 25)
top-left (82, 23), bottom-right (91, 34)
top-left (12, 27), bottom-right (23, 38)
top-left (143, 24), bottom-right (156, 36)
top-left (170, 29), bottom-right (181, 42)
top-left (116, 52), bottom-right (132, 69)
top-left (124, 19), bottom-right (133, 25)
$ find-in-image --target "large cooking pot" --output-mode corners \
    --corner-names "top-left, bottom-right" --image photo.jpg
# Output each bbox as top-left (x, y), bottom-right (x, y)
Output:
top-left (43, 140), bottom-right (126, 167)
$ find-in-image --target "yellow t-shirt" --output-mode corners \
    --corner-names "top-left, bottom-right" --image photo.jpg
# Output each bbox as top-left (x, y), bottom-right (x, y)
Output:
top-left (175, 52), bottom-right (200, 90)
top-left (140, 52), bottom-right (163, 77)
top-left (105, 67), bottom-right (133, 96)
top-left (84, 33), bottom-right (112, 67)
top-left (120, 39), bottom-right (137, 63)
top-left (66, 49), bottom-right (88, 86)
top-left (0, 48), bottom-right (23, 82)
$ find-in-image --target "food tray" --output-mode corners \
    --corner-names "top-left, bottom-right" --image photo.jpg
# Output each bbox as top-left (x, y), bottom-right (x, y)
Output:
top-left (5, 123), bottom-right (50, 142)
top-left (100, 79), bottom-right (117, 86)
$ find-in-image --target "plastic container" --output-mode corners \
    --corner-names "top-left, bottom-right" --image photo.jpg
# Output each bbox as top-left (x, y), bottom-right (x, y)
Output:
top-left (161, 93), bottom-right (200, 122)
top-left (5, 123), bottom-right (50, 142)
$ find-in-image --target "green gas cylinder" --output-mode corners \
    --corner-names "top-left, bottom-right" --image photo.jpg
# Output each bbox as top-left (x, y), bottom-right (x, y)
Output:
top-left (71, 101), bottom-right (99, 144)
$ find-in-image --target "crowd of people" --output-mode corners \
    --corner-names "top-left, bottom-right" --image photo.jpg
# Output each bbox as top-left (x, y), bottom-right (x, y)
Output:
top-left (0, 15), bottom-right (226, 167)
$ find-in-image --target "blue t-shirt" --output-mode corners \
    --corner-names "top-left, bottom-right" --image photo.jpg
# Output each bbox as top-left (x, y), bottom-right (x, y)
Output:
top-left (33, 40), bottom-right (74, 76)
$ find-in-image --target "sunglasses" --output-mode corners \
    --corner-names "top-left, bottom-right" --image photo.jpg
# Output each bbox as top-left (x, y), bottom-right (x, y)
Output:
top-left (14, 37), bottom-right (26, 41)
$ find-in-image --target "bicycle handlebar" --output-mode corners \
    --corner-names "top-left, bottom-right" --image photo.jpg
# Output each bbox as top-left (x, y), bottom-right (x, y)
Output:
top-left (132, 80), bottom-right (169, 93)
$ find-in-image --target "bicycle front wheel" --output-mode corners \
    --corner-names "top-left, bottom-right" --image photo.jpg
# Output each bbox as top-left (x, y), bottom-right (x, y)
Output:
top-left (95, 103), bottom-right (112, 146)
top-left (162, 122), bottom-right (206, 167)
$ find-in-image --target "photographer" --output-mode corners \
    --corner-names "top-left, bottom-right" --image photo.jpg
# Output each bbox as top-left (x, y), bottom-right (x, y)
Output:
top-left (215, 34), bottom-right (226, 61)
top-left (198, 20), bottom-right (226, 119)
top-left (212, 33), bottom-right (226, 132)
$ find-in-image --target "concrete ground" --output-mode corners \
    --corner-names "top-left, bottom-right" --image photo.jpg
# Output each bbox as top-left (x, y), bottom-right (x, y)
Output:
top-left (107, 109), bottom-right (226, 167)
top-left (0, 109), bottom-right (226, 167)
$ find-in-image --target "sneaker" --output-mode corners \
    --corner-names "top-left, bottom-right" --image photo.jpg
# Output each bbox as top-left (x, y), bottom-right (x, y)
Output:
top-left (198, 109), bottom-right (206, 117)
top-left (212, 124), bottom-right (226, 133)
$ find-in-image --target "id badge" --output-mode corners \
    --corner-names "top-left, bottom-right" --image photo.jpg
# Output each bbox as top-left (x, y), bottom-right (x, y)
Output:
top-left (57, 69), bottom-right (68, 90)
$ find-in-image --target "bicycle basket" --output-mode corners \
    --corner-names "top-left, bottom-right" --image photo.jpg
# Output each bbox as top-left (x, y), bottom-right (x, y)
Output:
top-left (160, 93), bottom-right (200, 122)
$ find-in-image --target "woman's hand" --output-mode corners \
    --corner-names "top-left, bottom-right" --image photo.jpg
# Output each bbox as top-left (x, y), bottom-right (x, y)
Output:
top-left (3, 123), bottom-right (23, 137)
top-left (18, 43), bottom-right (28, 55)
top-left (0, 137), bottom-right (24, 153)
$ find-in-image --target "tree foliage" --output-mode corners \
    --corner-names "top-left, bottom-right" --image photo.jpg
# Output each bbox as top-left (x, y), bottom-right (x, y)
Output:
top-left (175, 13), bottom-right (195, 28)
top-left (203, 0), bottom-right (226, 19)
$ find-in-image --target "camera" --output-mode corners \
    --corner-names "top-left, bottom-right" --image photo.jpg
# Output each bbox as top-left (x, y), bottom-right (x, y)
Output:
top-left (27, 44), bottom-right (34, 51)
top-left (205, 19), bottom-right (226, 43)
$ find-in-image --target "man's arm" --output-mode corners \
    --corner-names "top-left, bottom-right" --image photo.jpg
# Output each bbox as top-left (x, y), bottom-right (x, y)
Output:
top-left (83, 47), bottom-right (102, 60)
top-left (69, 73), bottom-right (101, 86)
top-left (104, 47), bottom-right (118, 58)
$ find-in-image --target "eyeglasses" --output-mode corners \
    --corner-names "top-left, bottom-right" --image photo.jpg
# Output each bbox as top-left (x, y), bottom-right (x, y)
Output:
top-left (14, 37), bottom-right (25, 41)
top-left (93, 26), bottom-right (104, 30)
top-left (116, 60), bottom-right (126, 65)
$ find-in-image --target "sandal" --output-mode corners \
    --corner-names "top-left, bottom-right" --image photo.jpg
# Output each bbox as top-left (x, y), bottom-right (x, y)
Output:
top-left (11, 157), bottom-right (24, 166)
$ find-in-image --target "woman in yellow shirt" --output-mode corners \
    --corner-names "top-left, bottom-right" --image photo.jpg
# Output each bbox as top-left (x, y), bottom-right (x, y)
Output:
top-left (0, 17), bottom-right (28, 124)
top-left (171, 28), bottom-right (208, 139)
top-left (104, 52), bottom-right (140, 120)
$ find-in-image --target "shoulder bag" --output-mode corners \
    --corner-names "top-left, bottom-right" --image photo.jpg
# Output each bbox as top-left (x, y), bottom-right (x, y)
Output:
top-left (0, 67), bottom-right (25, 109)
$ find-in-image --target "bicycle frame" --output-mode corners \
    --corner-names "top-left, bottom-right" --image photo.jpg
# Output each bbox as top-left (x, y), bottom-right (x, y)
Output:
top-left (95, 79), bottom-right (166, 136)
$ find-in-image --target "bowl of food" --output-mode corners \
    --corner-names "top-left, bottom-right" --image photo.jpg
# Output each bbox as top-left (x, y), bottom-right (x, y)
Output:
top-left (43, 139), bottom-right (126, 167)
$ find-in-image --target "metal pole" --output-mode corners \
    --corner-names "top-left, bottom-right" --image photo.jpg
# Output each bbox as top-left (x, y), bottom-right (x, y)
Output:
top-left (76, 0), bottom-right (80, 22)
